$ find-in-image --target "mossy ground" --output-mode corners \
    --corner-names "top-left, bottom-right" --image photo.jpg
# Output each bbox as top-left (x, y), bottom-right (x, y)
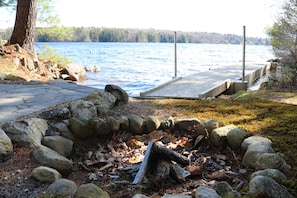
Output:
top-left (145, 90), bottom-right (297, 196)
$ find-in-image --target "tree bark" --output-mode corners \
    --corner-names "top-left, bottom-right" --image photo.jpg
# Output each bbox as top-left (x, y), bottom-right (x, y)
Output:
top-left (9, 0), bottom-right (37, 56)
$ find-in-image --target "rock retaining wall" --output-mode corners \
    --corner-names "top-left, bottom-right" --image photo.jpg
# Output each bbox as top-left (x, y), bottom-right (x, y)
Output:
top-left (0, 86), bottom-right (293, 197)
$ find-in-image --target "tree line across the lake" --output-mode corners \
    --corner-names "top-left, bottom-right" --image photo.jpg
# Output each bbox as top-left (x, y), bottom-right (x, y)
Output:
top-left (0, 27), bottom-right (270, 45)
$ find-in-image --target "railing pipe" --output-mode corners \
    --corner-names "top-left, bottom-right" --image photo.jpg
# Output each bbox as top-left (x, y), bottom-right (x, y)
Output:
top-left (174, 31), bottom-right (177, 78)
top-left (242, 26), bottom-right (246, 82)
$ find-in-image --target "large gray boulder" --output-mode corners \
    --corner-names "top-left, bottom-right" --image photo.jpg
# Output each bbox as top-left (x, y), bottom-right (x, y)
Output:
top-left (241, 136), bottom-right (272, 153)
top-left (46, 178), bottom-right (78, 197)
top-left (41, 135), bottom-right (73, 157)
top-left (212, 181), bottom-right (240, 198)
top-left (32, 145), bottom-right (73, 174)
top-left (0, 128), bottom-right (13, 161)
top-left (51, 122), bottom-right (74, 140)
top-left (119, 116), bottom-right (129, 131)
top-left (91, 118), bottom-right (111, 136)
top-left (75, 183), bottom-right (110, 198)
top-left (62, 63), bottom-right (86, 81)
top-left (200, 119), bottom-right (219, 137)
top-left (209, 125), bottom-right (236, 146)
top-left (242, 140), bottom-right (290, 173)
top-left (143, 116), bottom-right (160, 133)
top-left (202, 119), bottom-right (219, 134)
top-left (2, 118), bottom-right (48, 147)
top-left (128, 115), bottom-right (144, 134)
top-left (39, 107), bottom-right (71, 120)
top-left (106, 116), bottom-right (120, 133)
top-left (69, 117), bottom-right (94, 138)
top-left (175, 118), bottom-right (201, 132)
top-left (31, 166), bottom-right (62, 183)
top-left (70, 100), bottom-right (97, 119)
top-left (249, 175), bottom-right (293, 198)
top-left (105, 84), bottom-right (129, 105)
top-left (242, 142), bottom-right (275, 168)
top-left (195, 185), bottom-right (221, 198)
top-left (250, 169), bottom-right (287, 184)
top-left (85, 90), bottom-right (117, 115)
top-left (226, 128), bottom-right (247, 149)
top-left (253, 153), bottom-right (290, 173)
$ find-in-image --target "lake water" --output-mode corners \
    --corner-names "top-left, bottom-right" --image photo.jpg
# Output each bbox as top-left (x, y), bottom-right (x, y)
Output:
top-left (36, 42), bottom-right (274, 96)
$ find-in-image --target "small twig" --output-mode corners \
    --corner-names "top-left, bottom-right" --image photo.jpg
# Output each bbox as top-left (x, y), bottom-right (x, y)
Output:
top-left (227, 147), bottom-right (239, 165)
top-left (78, 162), bottom-right (92, 172)
top-left (235, 180), bottom-right (246, 191)
top-left (84, 159), bottom-right (109, 166)
top-left (99, 163), bottom-right (113, 171)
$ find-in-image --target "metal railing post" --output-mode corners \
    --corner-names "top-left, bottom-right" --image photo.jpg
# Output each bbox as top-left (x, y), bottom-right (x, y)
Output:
top-left (242, 26), bottom-right (246, 82)
top-left (174, 31), bottom-right (177, 78)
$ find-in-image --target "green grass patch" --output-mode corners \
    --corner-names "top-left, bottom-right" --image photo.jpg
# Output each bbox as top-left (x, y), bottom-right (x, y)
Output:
top-left (38, 44), bottom-right (72, 68)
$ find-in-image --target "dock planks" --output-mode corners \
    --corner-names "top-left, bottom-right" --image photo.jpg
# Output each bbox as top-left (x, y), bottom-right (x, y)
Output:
top-left (140, 62), bottom-right (271, 99)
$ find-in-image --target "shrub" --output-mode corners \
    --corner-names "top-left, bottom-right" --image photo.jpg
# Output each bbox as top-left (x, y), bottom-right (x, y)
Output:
top-left (38, 44), bottom-right (72, 68)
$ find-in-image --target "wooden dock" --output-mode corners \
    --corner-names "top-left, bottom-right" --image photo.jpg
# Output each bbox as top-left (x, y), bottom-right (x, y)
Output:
top-left (140, 62), bottom-right (273, 99)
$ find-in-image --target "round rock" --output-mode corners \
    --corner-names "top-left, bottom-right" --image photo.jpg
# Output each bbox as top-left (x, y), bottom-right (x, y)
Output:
top-left (249, 175), bottom-right (293, 198)
top-left (241, 136), bottom-right (272, 153)
top-left (46, 178), bottom-right (77, 197)
top-left (0, 128), bottom-right (13, 161)
top-left (31, 166), bottom-right (62, 183)
top-left (75, 183), bottom-right (110, 198)
top-left (105, 84), bottom-right (129, 105)
top-left (32, 145), bottom-right (73, 174)
top-left (226, 128), bottom-right (247, 149)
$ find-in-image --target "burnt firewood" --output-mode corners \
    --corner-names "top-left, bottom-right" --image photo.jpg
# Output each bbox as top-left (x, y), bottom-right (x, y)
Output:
top-left (132, 141), bottom-right (190, 185)
top-left (170, 163), bottom-right (191, 181)
top-left (132, 141), bottom-right (154, 184)
top-left (152, 142), bottom-right (190, 166)
top-left (121, 163), bottom-right (141, 177)
top-left (153, 160), bottom-right (171, 181)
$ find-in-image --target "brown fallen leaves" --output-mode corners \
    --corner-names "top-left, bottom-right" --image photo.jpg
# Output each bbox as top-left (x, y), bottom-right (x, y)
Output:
top-left (69, 126), bottom-right (251, 197)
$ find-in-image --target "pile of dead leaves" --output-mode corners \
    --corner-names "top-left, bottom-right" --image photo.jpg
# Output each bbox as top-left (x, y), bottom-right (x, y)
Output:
top-left (67, 128), bottom-right (253, 197)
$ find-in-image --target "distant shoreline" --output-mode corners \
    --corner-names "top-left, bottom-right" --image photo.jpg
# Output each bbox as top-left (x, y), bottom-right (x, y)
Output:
top-left (1, 27), bottom-right (270, 45)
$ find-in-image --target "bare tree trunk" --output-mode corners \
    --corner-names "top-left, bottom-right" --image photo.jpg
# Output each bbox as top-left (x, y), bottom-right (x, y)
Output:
top-left (9, 0), bottom-right (38, 56)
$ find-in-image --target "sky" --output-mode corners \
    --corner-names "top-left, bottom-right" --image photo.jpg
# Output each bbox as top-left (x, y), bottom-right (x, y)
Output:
top-left (54, 0), bottom-right (282, 38)
top-left (0, 0), bottom-right (282, 38)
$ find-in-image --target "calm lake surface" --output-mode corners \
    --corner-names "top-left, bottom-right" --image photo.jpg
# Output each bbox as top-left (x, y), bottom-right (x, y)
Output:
top-left (36, 42), bottom-right (274, 96)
